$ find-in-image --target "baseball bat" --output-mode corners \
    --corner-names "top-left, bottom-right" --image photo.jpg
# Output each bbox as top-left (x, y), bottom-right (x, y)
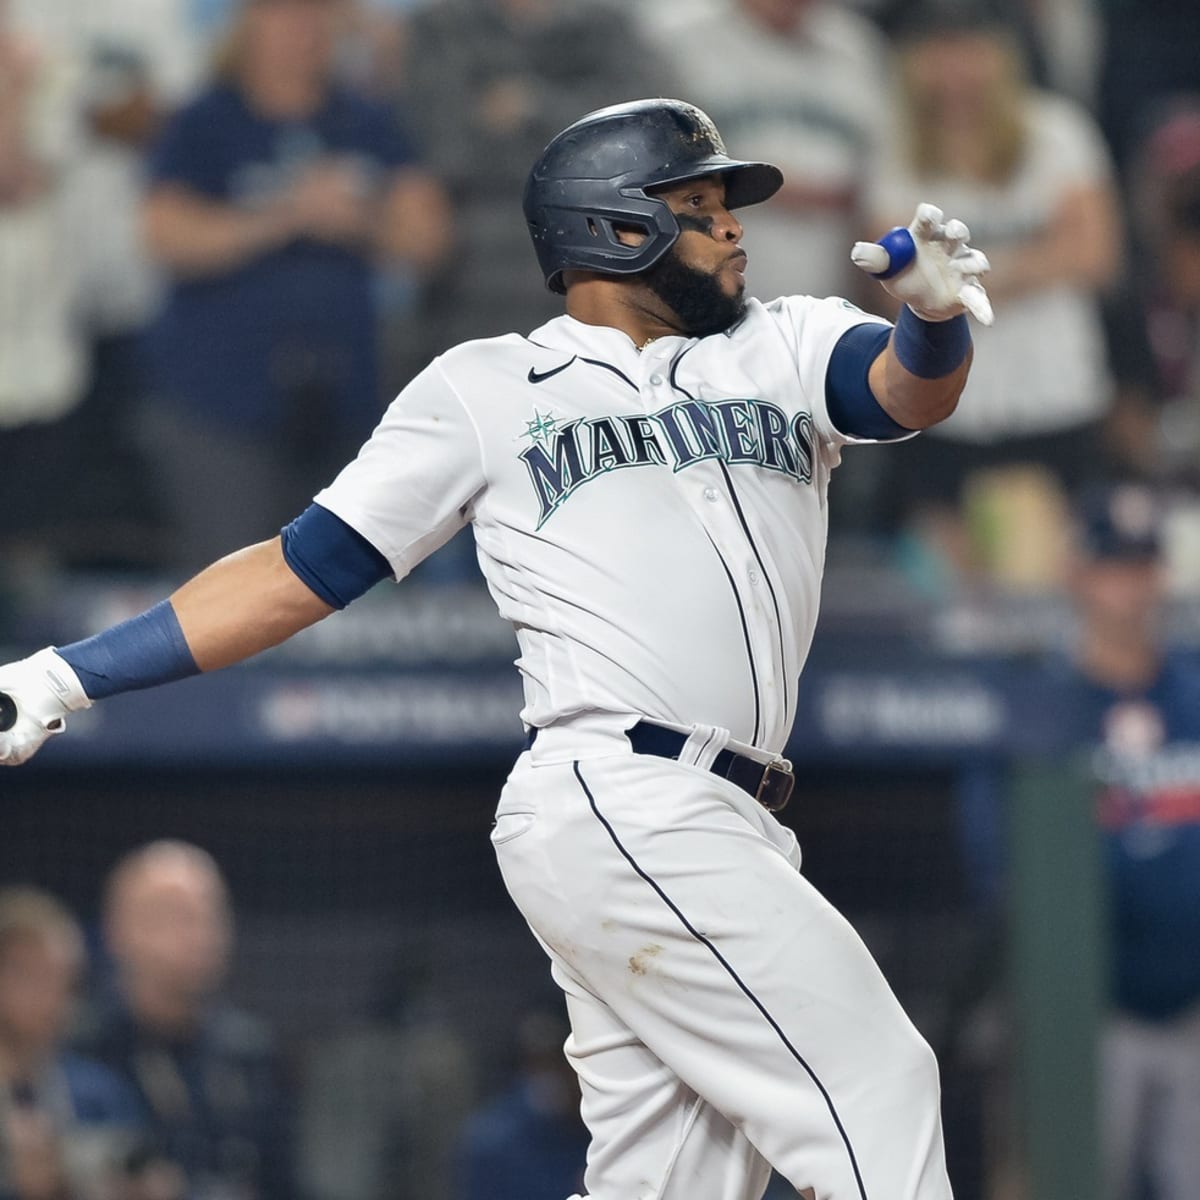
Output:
top-left (0, 693), bottom-right (16, 733)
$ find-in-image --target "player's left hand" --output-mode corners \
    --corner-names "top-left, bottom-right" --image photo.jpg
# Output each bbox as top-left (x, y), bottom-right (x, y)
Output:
top-left (0, 648), bottom-right (91, 766)
top-left (851, 203), bottom-right (993, 326)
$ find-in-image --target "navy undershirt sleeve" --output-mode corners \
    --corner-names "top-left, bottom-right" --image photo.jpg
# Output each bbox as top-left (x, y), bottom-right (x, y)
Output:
top-left (281, 503), bottom-right (393, 610)
top-left (824, 323), bottom-right (912, 441)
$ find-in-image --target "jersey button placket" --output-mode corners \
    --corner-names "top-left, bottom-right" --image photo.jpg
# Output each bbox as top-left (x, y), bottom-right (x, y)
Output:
top-left (649, 350), bottom-right (785, 744)
top-left (699, 478), bottom-right (782, 740)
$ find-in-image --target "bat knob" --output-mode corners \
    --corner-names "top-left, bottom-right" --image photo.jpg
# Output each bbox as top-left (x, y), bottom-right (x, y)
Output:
top-left (0, 693), bottom-right (17, 733)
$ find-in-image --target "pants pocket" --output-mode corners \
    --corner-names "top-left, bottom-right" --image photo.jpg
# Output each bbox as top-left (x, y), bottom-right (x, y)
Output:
top-left (490, 811), bottom-right (536, 845)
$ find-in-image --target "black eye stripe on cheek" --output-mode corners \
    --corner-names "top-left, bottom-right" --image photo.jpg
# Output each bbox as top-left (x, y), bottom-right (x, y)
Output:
top-left (675, 212), bottom-right (716, 236)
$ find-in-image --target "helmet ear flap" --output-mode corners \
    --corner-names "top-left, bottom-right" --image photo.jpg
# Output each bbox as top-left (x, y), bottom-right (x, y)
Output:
top-left (589, 213), bottom-right (652, 249)
top-left (534, 194), bottom-right (681, 293)
top-left (544, 212), bottom-right (660, 293)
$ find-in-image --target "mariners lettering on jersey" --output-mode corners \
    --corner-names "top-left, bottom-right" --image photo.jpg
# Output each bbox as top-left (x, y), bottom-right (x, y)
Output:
top-left (520, 398), bottom-right (815, 525)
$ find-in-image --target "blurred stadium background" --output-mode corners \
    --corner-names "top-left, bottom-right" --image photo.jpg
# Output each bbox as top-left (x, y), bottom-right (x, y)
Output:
top-left (4, 0), bottom-right (1200, 1198)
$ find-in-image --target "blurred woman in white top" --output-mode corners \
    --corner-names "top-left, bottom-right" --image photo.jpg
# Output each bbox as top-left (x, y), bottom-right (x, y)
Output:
top-left (865, 0), bottom-right (1123, 568)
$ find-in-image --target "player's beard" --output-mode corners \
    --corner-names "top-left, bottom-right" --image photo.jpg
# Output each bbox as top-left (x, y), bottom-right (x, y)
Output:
top-left (642, 246), bottom-right (746, 338)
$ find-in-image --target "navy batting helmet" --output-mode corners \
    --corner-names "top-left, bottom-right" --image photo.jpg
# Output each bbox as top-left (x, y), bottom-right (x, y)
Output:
top-left (523, 99), bottom-right (783, 295)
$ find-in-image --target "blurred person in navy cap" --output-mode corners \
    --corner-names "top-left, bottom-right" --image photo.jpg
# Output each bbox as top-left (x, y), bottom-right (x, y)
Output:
top-left (1066, 481), bottom-right (1200, 1200)
top-left (949, 482), bottom-right (1200, 1199)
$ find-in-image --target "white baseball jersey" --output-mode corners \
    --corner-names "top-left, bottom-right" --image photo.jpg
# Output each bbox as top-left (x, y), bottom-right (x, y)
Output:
top-left (316, 295), bottom-right (889, 754)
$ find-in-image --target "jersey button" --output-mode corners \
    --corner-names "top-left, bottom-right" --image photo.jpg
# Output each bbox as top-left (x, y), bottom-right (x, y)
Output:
top-left (749, 568), bottom-right (761, 585)
top-left (703, 487), bottom-right (719, 502)
top-left (649, 373), bottom-right (664, 386)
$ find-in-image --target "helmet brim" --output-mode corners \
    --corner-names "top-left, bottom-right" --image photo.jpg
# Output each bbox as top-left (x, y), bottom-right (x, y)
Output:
top-left (643, 158), bottom-right (784, 210)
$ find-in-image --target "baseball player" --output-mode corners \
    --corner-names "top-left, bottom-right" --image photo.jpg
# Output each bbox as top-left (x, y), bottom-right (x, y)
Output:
top-left (0, 100), bottom-right (992, 1199)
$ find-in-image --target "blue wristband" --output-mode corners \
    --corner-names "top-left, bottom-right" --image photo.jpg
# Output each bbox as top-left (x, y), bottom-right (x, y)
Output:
top-left (892, 306), bottom-right (971, 380)
top-left (56, 600), bottom-right (200, 701)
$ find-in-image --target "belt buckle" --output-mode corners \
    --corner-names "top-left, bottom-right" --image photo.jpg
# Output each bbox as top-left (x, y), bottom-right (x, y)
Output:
top-left (755, 758), bottom-right (794, 812)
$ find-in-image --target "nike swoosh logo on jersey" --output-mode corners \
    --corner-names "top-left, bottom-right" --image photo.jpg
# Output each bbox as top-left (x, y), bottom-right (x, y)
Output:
top-left (528, 359), bottom-right (575, 384)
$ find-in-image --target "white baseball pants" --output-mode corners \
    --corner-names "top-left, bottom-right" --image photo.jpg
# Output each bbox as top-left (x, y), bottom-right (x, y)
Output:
top-left (491, 738), bottom-right (954, 1200)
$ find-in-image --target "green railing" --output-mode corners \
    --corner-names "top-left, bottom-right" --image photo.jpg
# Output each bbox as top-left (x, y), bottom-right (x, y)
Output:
top-left (1008, 757), bottom-right (1107, 1200)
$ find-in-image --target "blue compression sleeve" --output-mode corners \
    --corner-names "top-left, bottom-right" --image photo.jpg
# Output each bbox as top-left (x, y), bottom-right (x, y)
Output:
top-left (825, 323), bottom-right (910, 440)
top-left (892, 306), bottom-right (971, 379)
top-left (57, 600), bottom-right (200, 700)
top-left (280, 503), bottom-right (392, 610)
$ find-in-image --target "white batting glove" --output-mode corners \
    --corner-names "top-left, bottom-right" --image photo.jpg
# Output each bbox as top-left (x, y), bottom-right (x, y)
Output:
top-left (0, 648), bottom-right (91, 766)
top-left (851, 203), bottom-right (993, 325)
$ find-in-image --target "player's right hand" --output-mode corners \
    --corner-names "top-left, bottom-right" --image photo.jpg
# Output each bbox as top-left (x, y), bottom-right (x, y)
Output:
top-left (0, 648), bottom-right (91, 766)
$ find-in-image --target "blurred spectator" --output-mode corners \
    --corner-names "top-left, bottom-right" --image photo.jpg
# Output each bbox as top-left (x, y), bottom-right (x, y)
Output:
top-left (1066, 484), bottom-right (1200, 1200)
top-left (401, 0), bottom-right (675, 352)
top-left (1111, 104), bottom-right (1200, 489)
top-left (296, 955), bottom-right (474, 1200)
top-left (0, 1), bottom-right (90, 576)
top-left (73, 841), bottom-right (292, 1200)
top-left (1099, 0), bottom-right (1200, 178)
top-left (140, 0), bottom-right (451, 573)
top-left (872, 0), bottom-right (1102, 107)
top-left (65, 0), bottom-right (204, 568)
top-left (67, 0), bottom-right (201, 335)
top-left (455, 1005), bottom-right (587, 1200)
top-left (864, 1), bottom-right (1122, 586)
top-left (335, 2), bottom-right (413, 103)
top-left (1020, 0), bottom-right (1102, 108)
top-left (0, 1), bottom-right (200, 572)
top-left (0, 887), bottom-right (144, 1200)
top-left (183, 0), bottom-right (415, 101)
top-left (638, 0), bottom-right (894, 304)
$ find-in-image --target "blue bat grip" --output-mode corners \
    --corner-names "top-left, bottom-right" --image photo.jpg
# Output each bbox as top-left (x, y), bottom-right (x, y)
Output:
top-left (870, 226), bottom-right (917, 280)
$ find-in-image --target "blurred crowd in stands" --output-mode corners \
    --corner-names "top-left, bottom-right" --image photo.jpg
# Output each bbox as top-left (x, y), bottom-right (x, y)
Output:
top-left (6, 1), bottom-right (1200, 1199)
top-left (2, 0), bottom-right (1200, 598)
top-left (0, 841), bottom-right (593, 1200)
